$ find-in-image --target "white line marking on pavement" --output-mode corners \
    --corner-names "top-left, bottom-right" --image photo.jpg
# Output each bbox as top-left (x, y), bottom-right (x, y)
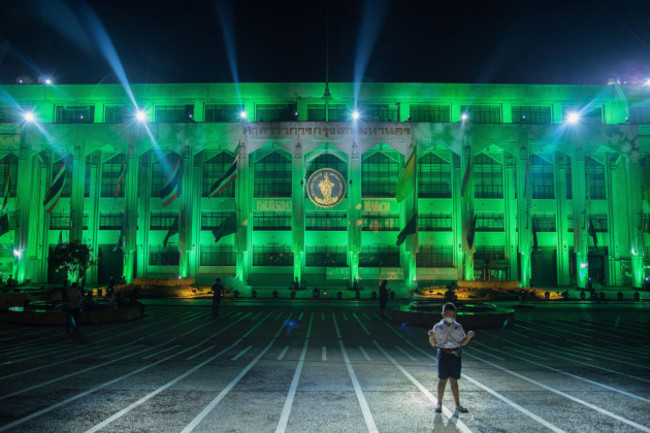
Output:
top-left (187, 345), bottom-right (215, 361)
top-left (358, 346), bottom-right (372, 362)
top-left (275, 314), bottom-right (314, 433)
top-left (277, 345), bottom-right (290, 361)
top-left (298, 312), bottom-right (304, 321)
top-left (322, 346), bottom-right (327, 361)
top-left (362, 313), bottom-right (371, 321)
top-left (372, 341), bottom-right (475, 433)
top-left (352, 313), bottom-right (371, 336)
top-left (395, 346), bottom-right (416, 361)
top-left (342, 312), bottom-right (349, 321)
top-left (142, 344), bottom-right (181, 360)
top-left (333, 315), bottom-right (378, 433)
top-left (464, 347), bottom-right (506, 361)
top-left (80, 315), bottom-right (274, 433)
top-left (231, 345), bottom-right (253, 361)
top-left (322, 313), bottom-right (325, 321)
top-left (380, 322), bottom-right (568, 433)
top-left (179, 317), bottom-right (291, 433)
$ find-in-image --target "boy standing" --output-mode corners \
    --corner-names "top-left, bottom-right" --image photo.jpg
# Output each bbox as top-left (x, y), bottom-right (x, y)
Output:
top-left (428, 302), bottom-right (475, 413)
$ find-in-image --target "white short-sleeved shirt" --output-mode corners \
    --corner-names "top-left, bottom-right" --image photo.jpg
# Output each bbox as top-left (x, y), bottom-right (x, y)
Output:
top-left (432, 319), bottom-right (466, 349)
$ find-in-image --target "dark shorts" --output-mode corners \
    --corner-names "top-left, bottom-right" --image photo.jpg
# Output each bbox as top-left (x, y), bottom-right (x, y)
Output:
top-left (437, 349), bottom-right (462, 380)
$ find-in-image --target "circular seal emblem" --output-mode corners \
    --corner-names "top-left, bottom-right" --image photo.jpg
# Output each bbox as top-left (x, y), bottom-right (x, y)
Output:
top-left (306, 168), bottom-right (346, 208)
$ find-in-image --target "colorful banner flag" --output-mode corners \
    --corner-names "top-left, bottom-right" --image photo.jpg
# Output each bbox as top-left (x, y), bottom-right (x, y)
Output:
top-left (209, 154), bottom-right (238, 198)
top-left (395, 151), bottom-right (415, 203)
top-left (212, 214), bottom-right (237, 243)
top-left (396, 214), bottom-right (417, 246)
top-left (44, 159), bottom-right (66, 213)
top-left (161, 155), bottom-right (181, 207)
top-left (113, 231), bottom-right (125, 253)
top-left (2, 167), bottom-right (10, 211)
top-left (115, 161), bottom-right (125, 198)
top-left (163, 215), bottom-right (179, 248)
top-left (460, 154), bottom-right (473, 202)
top-left (0, 212), bottom-right (8, 238)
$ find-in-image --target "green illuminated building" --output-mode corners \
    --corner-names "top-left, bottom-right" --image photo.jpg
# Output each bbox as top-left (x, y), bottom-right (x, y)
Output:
top-left (0, 82), bottom-right (648, 293)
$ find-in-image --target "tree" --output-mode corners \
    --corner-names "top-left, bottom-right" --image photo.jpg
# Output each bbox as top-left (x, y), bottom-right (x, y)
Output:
top-left (48, 240), bottom-right (99, 284)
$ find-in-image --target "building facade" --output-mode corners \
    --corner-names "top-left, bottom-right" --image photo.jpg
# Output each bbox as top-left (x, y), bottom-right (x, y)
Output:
top-left (0, 82), bottom-right (648, 291)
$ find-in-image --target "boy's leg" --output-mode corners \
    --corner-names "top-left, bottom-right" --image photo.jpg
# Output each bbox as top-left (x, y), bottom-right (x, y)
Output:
top-left (437, 378), bottom-right (447, 404)
top-left (449, 378), bottom-right (460, 406)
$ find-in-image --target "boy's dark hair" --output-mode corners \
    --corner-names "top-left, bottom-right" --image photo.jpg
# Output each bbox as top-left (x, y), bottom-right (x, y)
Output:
top-left (442, 302), bottom-right (457, 313)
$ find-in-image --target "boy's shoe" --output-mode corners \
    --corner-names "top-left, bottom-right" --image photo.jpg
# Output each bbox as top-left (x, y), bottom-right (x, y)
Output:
top-left (434, 404), bottom-right (442, 413)
top-left (456, 406), bottom-right (468, 413)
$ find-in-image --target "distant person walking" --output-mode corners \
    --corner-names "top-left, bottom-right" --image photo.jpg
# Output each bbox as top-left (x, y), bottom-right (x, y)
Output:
top-left (66, 282), bottom-right (81, 334)
top-left (428, 302), bottom-right (475, 414)
top-left (379, 279), bottom-right (389, 316)
top-left (212, 278), bottom-right (225, 317)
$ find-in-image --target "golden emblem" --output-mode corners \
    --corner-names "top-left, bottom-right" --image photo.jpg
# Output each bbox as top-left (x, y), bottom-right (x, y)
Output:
top-left (307, 168), bottom-right (346, 208)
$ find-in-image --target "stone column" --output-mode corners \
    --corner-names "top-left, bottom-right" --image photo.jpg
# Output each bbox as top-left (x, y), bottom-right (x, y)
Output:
top-left (70, 146), bottom-right (85, 243)
top-left (517, 143), bottom-right (532, 287)
top-left (123, 144), bottom-right (139, 283)
top-left (504, 154), bottom-right (518, 281)
top-left (178, 146), bottom-right (193, 278)
top-left (86, 151), bottom-right (101, 285)
top-left (236, 143), bottom-right (252, 284)
top-left (460, 143), bottom-right (474, 280)
top-left (605, 153), bottom-right (621, 286)
top-left (451, 152), bottom-right (463, 278)
top-left (554, 152), bottom-right (570, 286)
top-left (624, 156), bottom-right (644, 288)
top-left (348, 140), bottom-right (362, 285)
top-left (400, 143), bottom-right (417, 289)
top-left (571, 141), bottom-right (588, 289)
top-left (136, 151), bottom-right (152, 278)
top-left (292, 142), bottom-right (305, 284)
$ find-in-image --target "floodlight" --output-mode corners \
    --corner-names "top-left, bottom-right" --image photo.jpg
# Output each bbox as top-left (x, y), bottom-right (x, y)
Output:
top-left (351, 110), bottom-right (360, 120)
top-left (239, 110), bottom-right (247, 120)
top-left (461, 113), bottom-right (469, 121)
top-left (567, 112), bottom-right (580, 124)
top-left (135, 110), bottom-right (147, 122)
top-left (23, 112), bottom-right (35, 123)
top-left (44, 78), bottom-right (52, 85)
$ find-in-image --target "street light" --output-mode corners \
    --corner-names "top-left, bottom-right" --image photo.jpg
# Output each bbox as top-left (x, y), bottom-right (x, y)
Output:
top-left (135, 110), bottom-right (147, 122)
top-left (351, 110), bottom-right (360, 120)
top-left (239, 110), bottom-right (247, 120)
top-left (567, 112), bottom-right (580, 124)
top-left (23, 112), bottom-right (35, 123)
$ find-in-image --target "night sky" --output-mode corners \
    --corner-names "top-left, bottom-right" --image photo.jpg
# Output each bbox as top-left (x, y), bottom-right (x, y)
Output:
top-left (1, 0), bottom-right (650, 85)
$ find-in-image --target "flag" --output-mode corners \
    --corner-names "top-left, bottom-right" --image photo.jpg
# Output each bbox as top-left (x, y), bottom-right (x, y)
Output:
top-left (163, 216), bottom-right (179, 248)
top-left (113, 231), bottom-right (124, 253)
top-left (396, 214), bottom-right (417, 246)
top-left (465, 210), bottom-right (477, 252)
top-left (161, 156), bottom-right (182, 207)
top-left (522, 156), bottom-right (531, 199)
top-left (209, 154), bottom-right (238, 198)
top-left (212, 213), bottom-right (237, 243)
top-left (44, 159), bottom-right (66, 213)
top-left (460, 154), bottom-right (473, 202)
top-left (395, 151), bottom-right (415, 203)
top-left (2, 167), bottom-right (9, 211)
top-left (115, 161), bottom-right (125, 198)
top-left (588, 217), bottom-right (598, 248)
top-left (0, 212), bottom-right (8, 238)
top-left (57, 230), bottom-right (63, 249)
top-left (532, 215), bottom-right (538, 250)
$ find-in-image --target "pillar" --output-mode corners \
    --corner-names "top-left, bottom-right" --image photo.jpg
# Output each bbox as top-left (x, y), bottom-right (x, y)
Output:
top-left (292, 142), bottom-right (305, 283)
top-left (451, 152), bottom-right (463, 278)
top-left (504, 154), bottom-right (518, 281)
top-left (624, 155), bottom-right (644, 288)
top-left (70, 146), bottom-right (85, 243)
top-left (236, 142), bottom-right (252, 283)
top-left (555, 152), bottom-right (570, 286)
top-left (460, 143), bottom-right (474, 280)
top-left (136, 150), bottom-right (152, 278)
top-left (400, 143), bottom-right (417, 289)
top-left (517, 141), bottom-right (532, 287)
top-left (123, 144), bottom-right (139, 283)
top-left (178, 146), bottom-right (193, 278)
top-left (571, 140), bottom-right (588, 289)
top-left (86, 151), bottom-right (101, 285)
top-left (348, 140), bottom-right (362, 285)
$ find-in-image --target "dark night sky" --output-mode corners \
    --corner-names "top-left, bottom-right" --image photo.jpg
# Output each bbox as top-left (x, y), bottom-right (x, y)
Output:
top-left (1, 0), bottom-right (650, 85)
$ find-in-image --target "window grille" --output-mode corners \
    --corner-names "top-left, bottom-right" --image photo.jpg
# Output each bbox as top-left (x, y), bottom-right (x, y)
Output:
top-left (461, 105), bottom-right (501, 123)
top-left (416, 245), bottom-right (453, 267)
top-left (362, 152), bottom-right (399, 198)
top-left (101, 154), bottom-right (125, 197)
top-left (474, 153), bottom-right (503, 198)
top-left (531, 155), bottom-right (554, 199)
top-left (512, 106), bottom-right (552, 124)
top-left (255, 104), bottom-right (297, 122)
top-left (359, 245), bottom-right (400, 267)
top-left (253, 212), bottom-right (291, 230)
top-left (200, 245), bottom-right (236, 266)
top-left (149, 246), bottom-right (180, 266)
top-left (306, 245), bottom-right (347, 267)
top-left (253, 245), bottom-right (293, 266)
top-left (254, 152), bottom-right (291, 197)
top-left (418, 213), bottom-right (452, 231)
top-left (418, 153), bottom-right (451, 198)
top-left (409, 104), bottom-right (451, 123)
top-left (305, 211), bottom-right (347, 231)
top-left (154, 105), bottom-right (194, 123)
top-left (55, 106), bottom-right (94, 123)
top-left (204, 104), bottom-right (241, 122)
top-left (203, 153), bottom-right (236, 197)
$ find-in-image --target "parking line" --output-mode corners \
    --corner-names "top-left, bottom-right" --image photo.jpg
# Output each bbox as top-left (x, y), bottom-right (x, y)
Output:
top-left (322, 346), bottom-right (327, 361)
top-left (275, 314), bottom-right (314, 433)
top-left (352, 313), bottom-right (371, 336)
top-left (277, 345), bottom-right (290, 361)
top-left (342, 312), bottom-right (349, 321)
top-left (187, 345), bottom-right (215, 361)
top-left (358, 346), bottom-right (372, 362)
top-left (332, 315), bottom-right (378, 433)
top-left (142, 344), bottom-right (181, 360)
top-left (395, 346), bottom-right (416, 361)
top-left (231, 345), bottom-right (253, 361)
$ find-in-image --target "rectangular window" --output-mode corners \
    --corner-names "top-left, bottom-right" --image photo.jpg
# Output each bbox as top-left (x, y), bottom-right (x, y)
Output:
top-left (307, 104), bottom-right (349, 121)
top-left (104, 106), bottom-right (131, 123)
top-left (476, 212), bottom-right (505, 232)
top-left (418, 213), bottom-right (452, 231)
top-left (461, 105), bottom-right (501, 124)
top-left (253, 244), bottom-right (293, 266)
top-left (150, 212), bottom-right (177, 230)
top-left (204, 104), bottom-right (241, 122)
top-left (253, 212), bottom-right (291, 231)
top-left (305, 211), bottom-right (347, 231)
top-left (254, 153), bottom-right (292, 197)
top-left (409, 104), bottom-right (451, 123)
top-left (306, 245), bottom-right (347, 267)
top-left (255, 104), bottom-right (297, 122)
top-left (474, 154), bottom-right (503, 199)
top-left (418, 153), bottom-right (451, 198)
top-left (512, 105), bottom-right (552, 124)
top-left (362, 153), bottom-right (399, 198)
top-left (475, 245), bottom-right (505, 261)
top-left (200, 245), bottom-right (235, 266)
top-left (55, 106), bottom-right (94, 123)
top-left (101, 156), bottom-right (125, 197)
top-left (585, 157), bottom-right (606, 199)
top-left (531, 155), bottom-right (555, 199)
top-left (362, 213), bottom-right (399, 231)
top-left (0, 106), bottom-right (21, 123)
top-left (154, 105), bottom-right (194, 123)
top-left (359, 245), bottom-right (399, 267)
top-left (99, 213), bottom-right (124, 230)
top-left (535, 213), bottom-right (556, 232)
top-left (49, 213), bottom-right (88, 229)
top-left (201, 212), bottom-right (231, 230)
top-left (149, 246), bottom-right (180, 266)
top-left (416, 245), bottom-right (453, 267)
top-left (362, 104), bottom-right (398, 122)
top-left (628, 106), bottom-right (650, 124)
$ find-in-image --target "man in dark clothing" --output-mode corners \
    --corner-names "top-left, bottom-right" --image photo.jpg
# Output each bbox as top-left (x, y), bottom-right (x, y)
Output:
top-left (212, 278), bottom-right (225, 317)
top-left (379, 279), bottom-right (389, 316)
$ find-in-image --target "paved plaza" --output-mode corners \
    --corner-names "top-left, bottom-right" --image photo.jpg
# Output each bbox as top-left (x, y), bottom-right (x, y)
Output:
top-left (0, 300), bottom-right (649, 432)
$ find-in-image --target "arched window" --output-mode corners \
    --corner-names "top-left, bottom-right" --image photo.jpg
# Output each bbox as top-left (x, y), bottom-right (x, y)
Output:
top-left (203, 153), bottom-right (236, 198)
top-left (362, 152), bottom-right (399, 198)
top-left (254, 152), bottom-right (291, 197)
top-left (474, 153), bottom-right (503, 199)
top-left (418, 152), bottom-right (451, 198)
